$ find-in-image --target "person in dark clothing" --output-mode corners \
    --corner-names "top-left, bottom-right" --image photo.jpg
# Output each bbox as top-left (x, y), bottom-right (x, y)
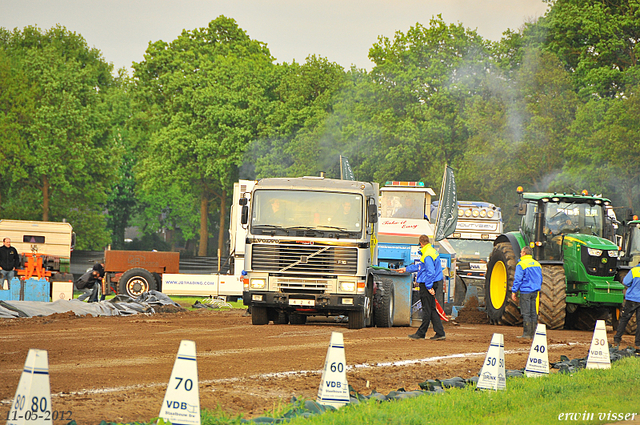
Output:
top-left (75, 263), bottom-right (104, 302)
top-left (0, 238), bottom-right (21, 289)
top-left (397, 234), bottom-right (446, 341)
top-left (511, 246), bottom-right (543, 339)
top-left (613, 262), bottom-right (640, 355)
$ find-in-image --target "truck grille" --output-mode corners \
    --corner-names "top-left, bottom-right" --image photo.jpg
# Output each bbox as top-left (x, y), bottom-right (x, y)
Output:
top-left (275, 277), bottom-right (330, 293)
top-left (251, 243), bottom-right (357, 275)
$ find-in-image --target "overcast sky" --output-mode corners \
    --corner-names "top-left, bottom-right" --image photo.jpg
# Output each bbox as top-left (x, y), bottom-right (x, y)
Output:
top-left (1, 0), bottom-right (549, 72)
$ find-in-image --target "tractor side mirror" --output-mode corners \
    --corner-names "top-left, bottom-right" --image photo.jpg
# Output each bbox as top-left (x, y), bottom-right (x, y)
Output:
top-left (516, 201), bottom-right (527, 216)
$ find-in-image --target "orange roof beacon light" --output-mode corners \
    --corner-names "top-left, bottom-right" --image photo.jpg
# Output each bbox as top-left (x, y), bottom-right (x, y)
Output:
top-left (516, 186), bottom-right (524, 195)
top-left (634, 215), bottom-right (639, 221)
top-left (581, 190), bottom-right (589, 196)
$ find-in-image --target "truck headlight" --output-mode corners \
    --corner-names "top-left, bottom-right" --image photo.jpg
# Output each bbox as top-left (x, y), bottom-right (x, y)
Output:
top-left (250, 279), bottom-right (266, 289)
top-left (608, 250), bottom-right (619, 258)
top-left (587, 248), bottom-right (602, 256)
top-left (339, 281), bottom-right (356, 292)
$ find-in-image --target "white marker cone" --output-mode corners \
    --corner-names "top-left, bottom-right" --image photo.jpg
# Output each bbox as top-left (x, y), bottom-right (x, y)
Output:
top-left (586, 320), bottom-right (611, 370)
top-left (159, 340), bottom-right (201, 425)
top-left (317, 332), bottom-right (350, 408)
top-left (7, 349), bottom-right (52, 425)
top-left (476, 333), bottom-right (506, 390)
top-left (525, 323), bottom-right (550, 377)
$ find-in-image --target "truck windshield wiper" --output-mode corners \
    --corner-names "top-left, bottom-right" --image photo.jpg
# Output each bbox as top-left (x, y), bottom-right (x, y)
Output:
top-left (252, 224), bottom-right (287, 231)
top-left (316, 225), bottom-right (349, 232)
top-left (284, 226), bottom-right (315, 231)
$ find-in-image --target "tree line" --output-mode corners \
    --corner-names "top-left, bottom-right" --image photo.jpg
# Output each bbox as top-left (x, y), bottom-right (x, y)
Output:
top-left (1, 0), bottom-right (639, 255)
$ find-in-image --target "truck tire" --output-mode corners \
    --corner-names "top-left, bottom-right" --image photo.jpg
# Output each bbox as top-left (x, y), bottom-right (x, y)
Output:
top-left (349, 281), bottom-right (373, 329)
top-left (118, 268), bottom-right (158, 298)
top-left (453, 275), bottom-right (466, 306)
top-left (348, 310), bottom-right (364, 329)
top-left (374, 277), bottom-right (395, 328)
top-left (485, 243), bottom-right (520, 325)
top-left (273, 310), bottom-right (289, 325)
top-left (289, 313), bottom-right (307, 325)
top-left (539, 265), bottom-right (566, 330)
top-left (252, 306), bottom-right (269, 325)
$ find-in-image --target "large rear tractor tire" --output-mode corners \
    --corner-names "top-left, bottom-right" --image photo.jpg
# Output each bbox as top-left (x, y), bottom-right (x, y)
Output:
top-left (118, 268), bottom-right (158, 298)
top-left (485, 243), bottom-right (520, 325)
top-left (374, 277), bottom-right (395, 328)
top-left (538, 265), bottom-right (566, 330)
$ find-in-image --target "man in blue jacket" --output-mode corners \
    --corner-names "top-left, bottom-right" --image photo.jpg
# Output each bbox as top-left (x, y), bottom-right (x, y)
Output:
top-left (613, 263), bottom-right (640, 354)
top-left (397, 234), bottom-right (446, 341)
top-left (511, 246), bottom-right (543, 339)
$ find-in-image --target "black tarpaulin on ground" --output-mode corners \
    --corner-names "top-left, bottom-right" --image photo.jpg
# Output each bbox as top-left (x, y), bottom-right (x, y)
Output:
top-left (0, 290), bottom-right (182, 318)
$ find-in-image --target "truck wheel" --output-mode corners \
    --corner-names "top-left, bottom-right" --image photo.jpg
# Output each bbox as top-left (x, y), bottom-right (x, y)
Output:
top-left (485, 243), bottom-right (520, 325)
top-left (539, 265), bottom-right (566, 330)
top-left (118, 268), bottom-right (158, 298)
top-left (289, 314), bottom-right (307, 325)
top-left (273, 310), bottom-right (289, 325)
top-left (252, 306), bottom-right (269, 325)
top-left (348, 310), bottom-right (364, 329)
top-left (374, 277), bottom-right (395, 327)
top-left (453, 275), bottom-right (466, 306)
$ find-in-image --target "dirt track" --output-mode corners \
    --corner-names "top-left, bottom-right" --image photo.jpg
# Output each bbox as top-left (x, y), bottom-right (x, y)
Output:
top-left (0, 307), bottom-right (629, 424)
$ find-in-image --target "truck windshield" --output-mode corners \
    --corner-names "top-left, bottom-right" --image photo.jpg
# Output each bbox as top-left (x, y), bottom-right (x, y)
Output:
top-left (544, 202), bottom-right (604, 237)
top-left (251, 190), bottom-right (363, 235)
top-left (380, 192), bottom-right (424, 219)
top-left (447, 239), bottom-right (493, 263)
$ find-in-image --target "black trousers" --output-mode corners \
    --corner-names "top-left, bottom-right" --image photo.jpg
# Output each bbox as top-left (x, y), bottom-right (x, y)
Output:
top-left (614, 299), bottom-right (640, 347)
top-left (416, 280), bottom-right (445, 338)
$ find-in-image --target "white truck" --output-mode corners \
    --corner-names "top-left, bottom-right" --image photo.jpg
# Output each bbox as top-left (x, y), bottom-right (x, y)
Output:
top-left (240, 176), bottom-right (413, 328)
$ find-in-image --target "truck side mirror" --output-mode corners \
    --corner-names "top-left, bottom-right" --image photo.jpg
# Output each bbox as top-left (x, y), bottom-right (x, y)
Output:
top-left (241, 205), bottom-right (249, 225)
top-left (239, 198), bottom-right (248, 206)
top-left (368, 203), bottom-right (378, 223)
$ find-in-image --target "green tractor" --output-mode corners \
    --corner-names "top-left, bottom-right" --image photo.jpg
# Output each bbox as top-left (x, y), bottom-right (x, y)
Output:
top-left (485, 188), bottom-right (625, 330)
top-left (614, 214), bottom-right (640, 334)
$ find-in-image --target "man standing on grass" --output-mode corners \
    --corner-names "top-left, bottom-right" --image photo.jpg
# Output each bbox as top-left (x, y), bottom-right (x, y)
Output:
top-left (397, 234), bottom-right (446, 341)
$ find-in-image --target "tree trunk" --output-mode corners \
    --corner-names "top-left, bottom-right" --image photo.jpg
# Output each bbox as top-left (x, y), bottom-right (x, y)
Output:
top-left (198, 193), bottom-right (209, 257)
top-left (217, 188), bottom-right (227, 263)
top-left (42, 176), bottom-right (50, 221)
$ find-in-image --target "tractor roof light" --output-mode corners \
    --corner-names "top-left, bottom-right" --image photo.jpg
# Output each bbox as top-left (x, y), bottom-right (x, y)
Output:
top-left (516, 186), bottom-right (524, 194)
top-left (542, 198), bottom-right (549, 203)
top-left (581, 190), bottom-right (589, 196)
top-left (385, 181), bottom-right (425, 187)
top-left (458, 208), bottom-right (464, 217)
top-left (464, 209), bottom-right (472, 217)
top-left (604, 201), bottom-right (611, 206)
top-left (594, 200), bottom-right (602, 204)
top-left (634, 215), bottom-right (639, 220)
top-left (472, 209), bottom-right (480, 217)
top-left (552, 197), bottom-right (560, 202)
top-left (480, 209), bottom-right (487, 218)
top-left (487, 210), bottom-right (495, 218)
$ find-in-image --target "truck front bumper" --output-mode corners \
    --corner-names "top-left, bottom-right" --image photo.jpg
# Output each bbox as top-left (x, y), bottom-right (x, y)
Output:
top-left (243, 291), bottom-right (365, 313)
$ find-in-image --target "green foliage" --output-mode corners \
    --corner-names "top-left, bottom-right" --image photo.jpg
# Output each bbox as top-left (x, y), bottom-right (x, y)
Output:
top-left (133, 16), bottom-right (275, 255)
top-left (0, 25), bottom-right (121, 249)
